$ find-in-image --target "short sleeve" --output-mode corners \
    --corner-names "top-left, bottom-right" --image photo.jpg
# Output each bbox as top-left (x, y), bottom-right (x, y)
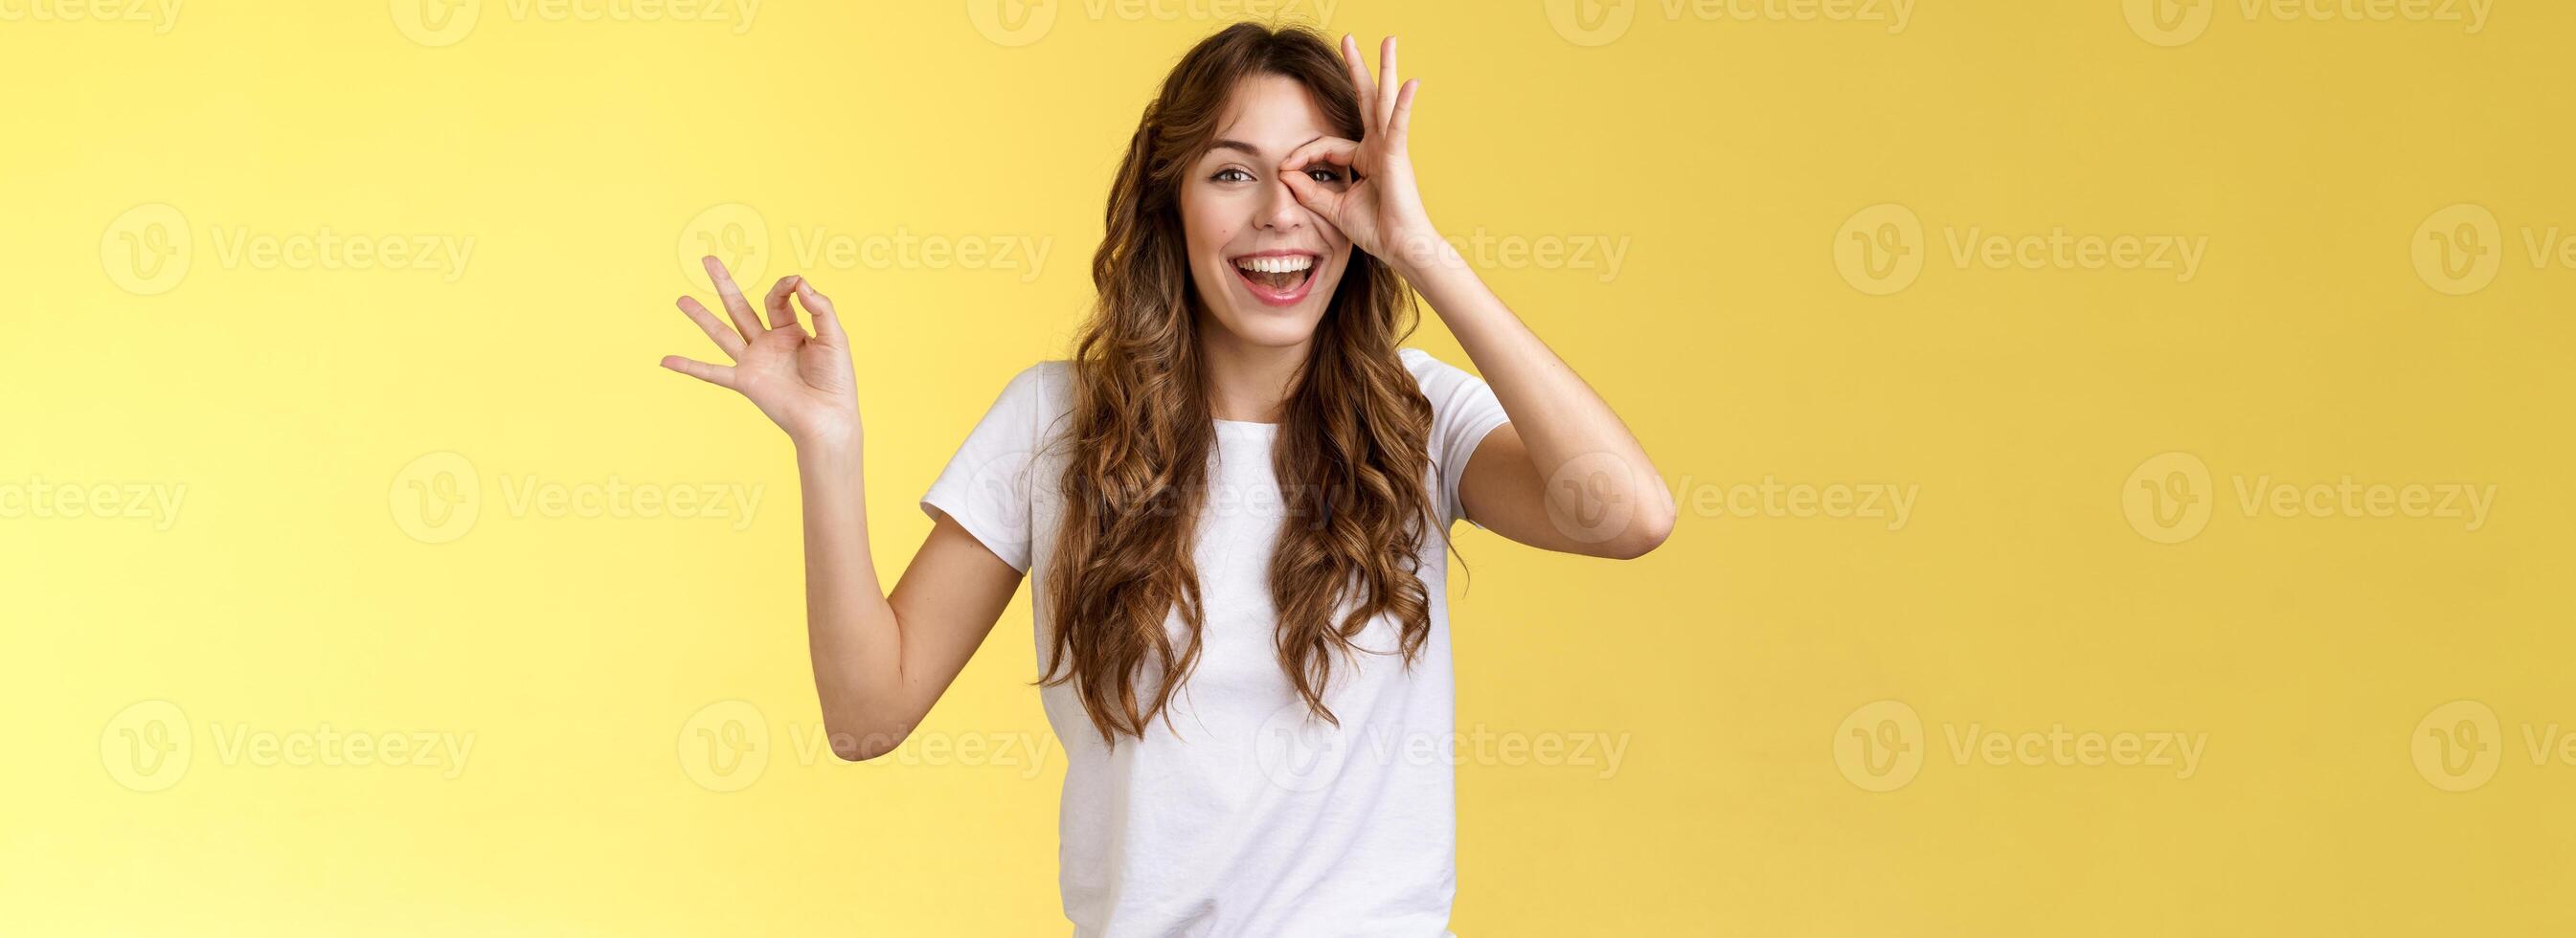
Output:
top-left (1400, 347), bottom-right (1512, 528)
top-left (920, 363), bottom-right (1054, 573)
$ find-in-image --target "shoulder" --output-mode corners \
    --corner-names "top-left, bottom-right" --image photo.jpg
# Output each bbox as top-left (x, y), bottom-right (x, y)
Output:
top-left (1396, 346), bottom-right (1488, 399)
top-left (990, 359), bottom-right (1075, 411)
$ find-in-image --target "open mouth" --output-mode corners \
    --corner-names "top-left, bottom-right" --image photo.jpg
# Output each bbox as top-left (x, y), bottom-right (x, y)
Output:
top-left (1232, 252), bottom-right (1318, 307)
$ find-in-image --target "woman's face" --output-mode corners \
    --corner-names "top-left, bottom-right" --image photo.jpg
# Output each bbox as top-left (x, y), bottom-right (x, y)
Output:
top-left (1180, 74), bottom-right (1355, 350)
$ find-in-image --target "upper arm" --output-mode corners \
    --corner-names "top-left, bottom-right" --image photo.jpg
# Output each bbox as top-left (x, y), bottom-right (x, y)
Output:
top-left (1457, 423), bottom-right (1661, 559)
top-left (883, 360), bottom-right (1054, 725)
top-left (882, 512), bottom-right (1026, 723)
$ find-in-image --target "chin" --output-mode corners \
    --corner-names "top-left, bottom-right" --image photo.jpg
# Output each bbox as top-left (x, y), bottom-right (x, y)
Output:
top-left (1201, 271), bottom-right (1342, 349)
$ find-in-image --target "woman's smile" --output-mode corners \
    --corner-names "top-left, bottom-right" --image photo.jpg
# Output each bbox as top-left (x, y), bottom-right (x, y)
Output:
top-left (1230, 249), bottom-right (1320, 306)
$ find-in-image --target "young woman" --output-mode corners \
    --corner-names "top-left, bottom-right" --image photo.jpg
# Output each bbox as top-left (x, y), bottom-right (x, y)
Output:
top-left (657, 23), bottom-right (1673, 937)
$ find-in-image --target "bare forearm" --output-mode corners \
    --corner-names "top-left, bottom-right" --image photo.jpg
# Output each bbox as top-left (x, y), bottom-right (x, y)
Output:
top-left (793, 436), bottom-right (908, 749)
top-left (1399, 243), bottom-right (1674, 523)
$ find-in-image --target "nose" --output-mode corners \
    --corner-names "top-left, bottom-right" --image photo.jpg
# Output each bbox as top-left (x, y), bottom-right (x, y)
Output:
top-left (1254, 174), bottom-right (1305, 233)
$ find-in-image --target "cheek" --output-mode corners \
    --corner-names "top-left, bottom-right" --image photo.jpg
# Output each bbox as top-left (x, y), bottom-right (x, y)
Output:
top-left (1179, 187), bottom-right (1241, 263)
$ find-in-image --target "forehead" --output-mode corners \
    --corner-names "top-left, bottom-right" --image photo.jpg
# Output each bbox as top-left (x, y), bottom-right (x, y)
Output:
top-left (1209, 74), bottom-right (1334, 154)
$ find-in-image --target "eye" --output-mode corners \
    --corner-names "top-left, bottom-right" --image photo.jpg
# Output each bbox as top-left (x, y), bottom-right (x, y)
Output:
top-left (1303, 167), bottom-right (1342, 183)
top-left (1211, 168), bottom-right (1255, 183)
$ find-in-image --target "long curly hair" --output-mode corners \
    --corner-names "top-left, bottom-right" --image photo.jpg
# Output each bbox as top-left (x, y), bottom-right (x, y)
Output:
top-left (1039, 22), bottom-right (1441, 747)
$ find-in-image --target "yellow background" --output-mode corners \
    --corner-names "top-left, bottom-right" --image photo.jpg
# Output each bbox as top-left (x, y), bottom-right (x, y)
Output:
top-left (6, 0), bottom-right (2571, 934)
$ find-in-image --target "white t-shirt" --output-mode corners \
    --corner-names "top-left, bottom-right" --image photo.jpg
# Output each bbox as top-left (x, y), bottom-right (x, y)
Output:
top-left (920, 346), bottom-right (1512, 938)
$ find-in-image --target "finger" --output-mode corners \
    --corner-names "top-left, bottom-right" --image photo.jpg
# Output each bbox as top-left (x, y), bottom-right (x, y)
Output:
top-left (703, 256), bottom-right (764, 339)
top-left (1280, 136), bottom-right (1361, 173)
top-left (796, 279), bottom-right (846, 346)
top-left (1387, 79), bottom-right (1418, 151)
top-left (764, 275), bottom-right (808, 335)
top-left (676, 296), bottom-right (747, 359)
top-left (1340, 34), bottom-right (1377, 134)
top-left (1377, 36), bottom-right (1401, 133)
top-left (660, 355), bottom-right (736, 389)
top-left (1279, 166), bottom-right (1342, 219)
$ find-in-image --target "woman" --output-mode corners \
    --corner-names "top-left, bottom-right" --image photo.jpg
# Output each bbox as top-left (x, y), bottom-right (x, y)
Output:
top-left (657, 23), bottom-right (1674, 937)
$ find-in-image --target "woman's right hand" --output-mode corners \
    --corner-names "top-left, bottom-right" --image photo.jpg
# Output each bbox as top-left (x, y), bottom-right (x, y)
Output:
top-left (661, 256), bottom-right (860, 447)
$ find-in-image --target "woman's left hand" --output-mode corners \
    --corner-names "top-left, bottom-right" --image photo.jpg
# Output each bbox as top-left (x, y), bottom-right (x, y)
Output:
top-left (1281, 35), bottom-right (1447, 274)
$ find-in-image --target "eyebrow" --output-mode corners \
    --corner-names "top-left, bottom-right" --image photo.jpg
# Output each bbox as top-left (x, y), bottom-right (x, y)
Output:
top-left (1208, 139), bottom-right (1266, 159)
top-left (1206, 135), bottom-right (1327, 162)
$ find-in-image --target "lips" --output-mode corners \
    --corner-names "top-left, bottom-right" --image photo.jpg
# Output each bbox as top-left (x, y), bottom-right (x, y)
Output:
top-left (1231, 251), bottom-right (1318, 307)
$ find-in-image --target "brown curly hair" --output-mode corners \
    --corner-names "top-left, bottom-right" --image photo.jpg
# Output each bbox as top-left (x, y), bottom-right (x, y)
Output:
top-left (1040, 22), bottom-right (1442, 746)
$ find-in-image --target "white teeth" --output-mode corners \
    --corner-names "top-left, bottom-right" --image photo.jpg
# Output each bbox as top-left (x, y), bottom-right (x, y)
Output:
top-left (1234, 255), bottom-right (1313, 275)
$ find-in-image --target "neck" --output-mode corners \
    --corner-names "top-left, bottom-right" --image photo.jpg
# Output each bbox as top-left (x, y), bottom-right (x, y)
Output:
top-left (1196, 323), bottom-right (1307, 424)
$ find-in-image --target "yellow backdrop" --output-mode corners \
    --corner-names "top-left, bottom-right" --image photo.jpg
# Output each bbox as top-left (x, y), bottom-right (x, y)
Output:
top-left (7, 0), bottom-right (2569, 934)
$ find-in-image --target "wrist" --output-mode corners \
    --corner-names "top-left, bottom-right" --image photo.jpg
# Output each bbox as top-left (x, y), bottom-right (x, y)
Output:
top-left (1384, 227), bottom-right (1468, 285)
top-left (793, 424), bottom-right (863, 458)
